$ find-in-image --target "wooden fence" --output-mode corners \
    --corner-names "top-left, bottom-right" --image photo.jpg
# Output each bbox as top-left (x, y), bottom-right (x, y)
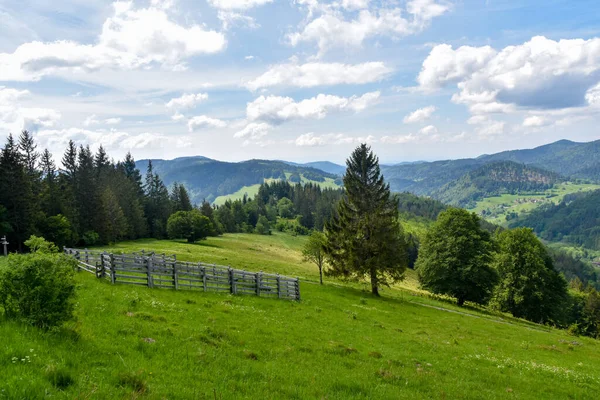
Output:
top-left (64, 248), bottom-right (300, 301)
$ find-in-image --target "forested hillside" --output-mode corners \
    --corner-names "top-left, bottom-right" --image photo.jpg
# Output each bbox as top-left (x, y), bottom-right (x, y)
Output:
top-left (511, 189), bottom-right (600, 250)
top-left (382, 139), bottom-right (600, 195)
top-left (136, 157), bottom-right (341, 204)
top-left (432, 161), bottom-right (561, 207)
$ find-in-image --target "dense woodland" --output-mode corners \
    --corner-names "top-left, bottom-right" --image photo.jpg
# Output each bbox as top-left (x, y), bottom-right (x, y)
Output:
top-left (512, 189), bottom-right (600, 250)
top-left (433, 161), bottom-right (561, 207)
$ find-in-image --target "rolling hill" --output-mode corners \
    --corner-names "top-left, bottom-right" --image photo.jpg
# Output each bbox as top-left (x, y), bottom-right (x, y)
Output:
top-left (381, 139), bottom-right (600, 195)
top-left (432, 161), bottom-right (562, 207)
top-left (136, 157), bottom-right (341, 204)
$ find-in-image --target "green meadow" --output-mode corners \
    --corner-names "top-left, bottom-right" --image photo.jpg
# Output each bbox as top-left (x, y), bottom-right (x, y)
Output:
top-left (1, 232), bottom-right (600, 399)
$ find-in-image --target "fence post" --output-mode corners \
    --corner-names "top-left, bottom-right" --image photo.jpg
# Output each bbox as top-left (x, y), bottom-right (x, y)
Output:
top-left (74, 250), bottom-right (81, 272)
top-left (201, 263), bottom-right (207, 291)
top-left (255, 272), bottom-right (261, 296)
top-left (229, 267), bottom-right (236, 295)
top-left (173, 259), bottom-right (179, 290)
top-left (296, 278), bottom-right (301, 301)
top-left (147, 256), bottom-right (154, 288)
top-left (276, 274), bottom-right (281, 299)
top-left (84, 248), bottom-right (89, 265)
top-left (109, 253), bottom-right (116, 284)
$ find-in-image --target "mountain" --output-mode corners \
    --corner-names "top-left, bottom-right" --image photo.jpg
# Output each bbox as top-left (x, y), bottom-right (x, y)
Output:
top-left (382, 139), bottom-right (600, 195)
top-left (432, 161), bottom-right (562, 207)
top-left (478, 139), bottom-right (600, 178)
top-left (511, 189), bottom-right (600, 251)
top-left (281, 161), bottom-right (346, 175)
top-left (136, 157), bottom-right (341, 204)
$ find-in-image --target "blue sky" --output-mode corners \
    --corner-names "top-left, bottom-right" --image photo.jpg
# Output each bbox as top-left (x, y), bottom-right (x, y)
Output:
top-left (1, 0), bottom-right (600, 165)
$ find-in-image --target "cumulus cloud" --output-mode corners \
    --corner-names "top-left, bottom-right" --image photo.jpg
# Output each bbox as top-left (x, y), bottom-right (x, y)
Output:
top-left (294, 132), bottom-right (376, 146)
top-left (522, 116), bottom-right (548, 128)
top-left (187, 115), bottom-right (227, 131)
top-left (417, 36), bottom-right (600, 116)
top-left (208, 0), bottom-right (273, 10)
top-left (83, 114), bottom-right (122, 126)
top-left (0, 87), bottom-right (61, 133)
top-left (171, 113), bottom-right (185, 121)
top-left (247, 91), bottom-right (380, 123)
top-left (165, 93), bottom-right (208, 110)
top-left (0, 2), bottom-right (227, 81)
top-left (289, 0), bottom-right (450, 55)
top-left (234, 122), bottom-right (272, 139)
top-left (419, 125), bottom-right (438, 135)
top-left (403, 106), bottom-right (436, 123)
top-left (217, 11), bottom-right (260, 30)
top-left (245, 61), bottom-right (392, 90)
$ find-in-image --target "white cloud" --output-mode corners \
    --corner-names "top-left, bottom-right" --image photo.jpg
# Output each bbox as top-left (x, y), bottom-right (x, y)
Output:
top-left (217, 11), bottom-right (260, 30)
top-left (0, 87), bottom-right (61, 133)
top-left (289, 0), bottom-right (450, 55)
top-left (417, 36), bottom-right (600, 116)
top-left (208, 0), bottom-right (273, 10)
top-left (295, 132), bottom-right (326, 147)
top-left (477, 120), bottom-right (505, 137)
top-left (234, 122), bottom-right (273, 142)
top-left (105, 117), bottom-right (121, 125)
top-left (294, 132), bottom-right (376, 146)
top-left (83, 115), bottom-right (122, 126)
top-left (245, 55), bottom-right (255, 60)
top-left (403, 105), bottom-right (436, 123)
top-left (245, 61), bottom-right (392, 90)
top-left (522, 116), bottom-right (548, 128)
top-left (187, 115), bottom-right (227, 131)
top-left (171, 113), bottom-right (185, 121)
top-left (246, 91), bottom-right (380, 123)
top-left (166, 93), bottom-right (208, 110)
top-left (419, 125), bottom-right (437, 135)
top-left (467, 115), bottom-right (488, 125)
top-left (0, 2), bottom-right (226, 81)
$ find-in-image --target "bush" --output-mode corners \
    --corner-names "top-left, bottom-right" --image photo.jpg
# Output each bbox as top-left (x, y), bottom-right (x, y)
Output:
top-left (24, 235), bottom-right (59, 254)
top-left (0, 253), bottom-right (78, 329)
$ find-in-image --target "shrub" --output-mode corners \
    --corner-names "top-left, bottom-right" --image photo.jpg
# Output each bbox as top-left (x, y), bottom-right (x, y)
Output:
top-left (24, 235), bottom-right (59, 254)
top-left (0, 253), bottom-right (77, 329)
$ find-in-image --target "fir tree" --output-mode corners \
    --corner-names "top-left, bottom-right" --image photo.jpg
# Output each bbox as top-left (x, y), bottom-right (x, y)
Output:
top-left (324, 144), bottom-right (408, 296)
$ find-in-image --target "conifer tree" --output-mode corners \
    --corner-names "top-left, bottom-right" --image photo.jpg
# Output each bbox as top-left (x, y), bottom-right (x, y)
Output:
top-left (324, 144), bottom-right (408, 296)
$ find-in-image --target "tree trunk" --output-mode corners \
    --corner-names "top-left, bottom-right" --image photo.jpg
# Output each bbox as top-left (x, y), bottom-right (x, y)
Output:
top-left (318, 264), bottom-right (323, 285)
top-left (370, 267), bottom-right (379, 296)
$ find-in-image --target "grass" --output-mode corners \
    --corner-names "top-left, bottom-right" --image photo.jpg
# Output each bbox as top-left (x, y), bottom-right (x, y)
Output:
top-left (470, 182), bottom-right (600, 226)
top-left (2, 232), bottom-right (600, 399)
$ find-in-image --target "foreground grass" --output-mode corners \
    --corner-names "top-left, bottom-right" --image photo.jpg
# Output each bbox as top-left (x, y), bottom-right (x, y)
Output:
top-left (2, 233), bottom-right (600, 399)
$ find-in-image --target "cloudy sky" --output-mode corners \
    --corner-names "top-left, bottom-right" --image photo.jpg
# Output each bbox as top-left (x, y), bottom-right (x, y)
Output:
top-left (1, 0), bottom-right (600, 164)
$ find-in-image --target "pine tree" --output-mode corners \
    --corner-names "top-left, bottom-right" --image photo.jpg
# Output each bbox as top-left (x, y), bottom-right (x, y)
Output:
top-left (324, 144), bottom-right (408, 296)
top-left (40, 149), bottom-right (61, 216)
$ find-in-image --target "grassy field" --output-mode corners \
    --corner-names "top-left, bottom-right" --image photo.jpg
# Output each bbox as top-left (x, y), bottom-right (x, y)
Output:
top-left (2, 232), bottom-right (600, 399)
top-left (469, 182), bottom-right (600, 225)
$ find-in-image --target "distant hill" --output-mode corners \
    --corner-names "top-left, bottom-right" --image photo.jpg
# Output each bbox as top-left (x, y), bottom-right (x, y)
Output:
top-left (135, 157), bottom-right (340, 204)
top-left (382, 139), bottom-right (600, 195)
top-left (432, 161), bottom-right (562, 207)
top-left (281, 161), bottom-right (346, 175)
top-left (511, 189), bottom-right (600, 251)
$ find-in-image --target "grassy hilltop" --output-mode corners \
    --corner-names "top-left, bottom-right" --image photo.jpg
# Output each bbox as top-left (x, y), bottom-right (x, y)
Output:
top-left (2, 232), bottom-right (600, 399)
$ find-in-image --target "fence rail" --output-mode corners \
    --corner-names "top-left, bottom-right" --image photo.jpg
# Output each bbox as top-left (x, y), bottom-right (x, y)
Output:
top-left (64, 248), bottom-right (300, 301)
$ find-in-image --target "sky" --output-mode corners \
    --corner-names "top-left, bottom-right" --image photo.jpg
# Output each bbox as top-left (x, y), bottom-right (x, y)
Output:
top-left (1, 0), bottom-right (600, 165)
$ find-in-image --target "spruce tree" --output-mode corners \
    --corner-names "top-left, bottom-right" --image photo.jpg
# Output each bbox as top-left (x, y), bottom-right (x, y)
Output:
top-left (324, 144), bottom-right (408, 296)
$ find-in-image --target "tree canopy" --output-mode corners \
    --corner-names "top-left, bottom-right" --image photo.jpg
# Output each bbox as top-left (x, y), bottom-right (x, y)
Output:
top-left (416, 208), bottom-right (497, 306)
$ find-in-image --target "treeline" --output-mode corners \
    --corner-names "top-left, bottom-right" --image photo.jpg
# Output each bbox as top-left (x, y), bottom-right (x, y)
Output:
top-left (511, 189), bottom-right (600, 250)
top-left (0, 132), bottom-right (196, 251)
top-left (211, 181), bottom-right (343, 235)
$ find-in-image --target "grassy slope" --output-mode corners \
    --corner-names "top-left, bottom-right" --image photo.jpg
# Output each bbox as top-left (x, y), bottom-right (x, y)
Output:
top-left (2, 233), bottom-right (600, 399)
top-left (469, 182), bottom-right (600, 225)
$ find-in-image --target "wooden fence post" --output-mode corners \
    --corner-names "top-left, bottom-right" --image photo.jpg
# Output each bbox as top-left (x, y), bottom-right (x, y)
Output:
top-left (84, 248), bottom-right (89, 265)
top-left (147, 256), bottom-right (154, 288)
top-left (296, 278), bottom-right (301, 301)
top-left (109, 253), bottom-right (116, 284)
top-left (229, 267), bottom-right (237, 295)
top-left (255, 272), bottom-right (261, 296)
top-left (201, 263), bottom-right (207, 291)
top-left (173, 259), bottom-right (179, 290)
top-left (276, 274), bottom-right (281, 299)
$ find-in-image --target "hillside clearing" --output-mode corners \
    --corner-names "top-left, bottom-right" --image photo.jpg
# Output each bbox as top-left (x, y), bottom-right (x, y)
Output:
top-left (1, 233), bottom-right (600, 399)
